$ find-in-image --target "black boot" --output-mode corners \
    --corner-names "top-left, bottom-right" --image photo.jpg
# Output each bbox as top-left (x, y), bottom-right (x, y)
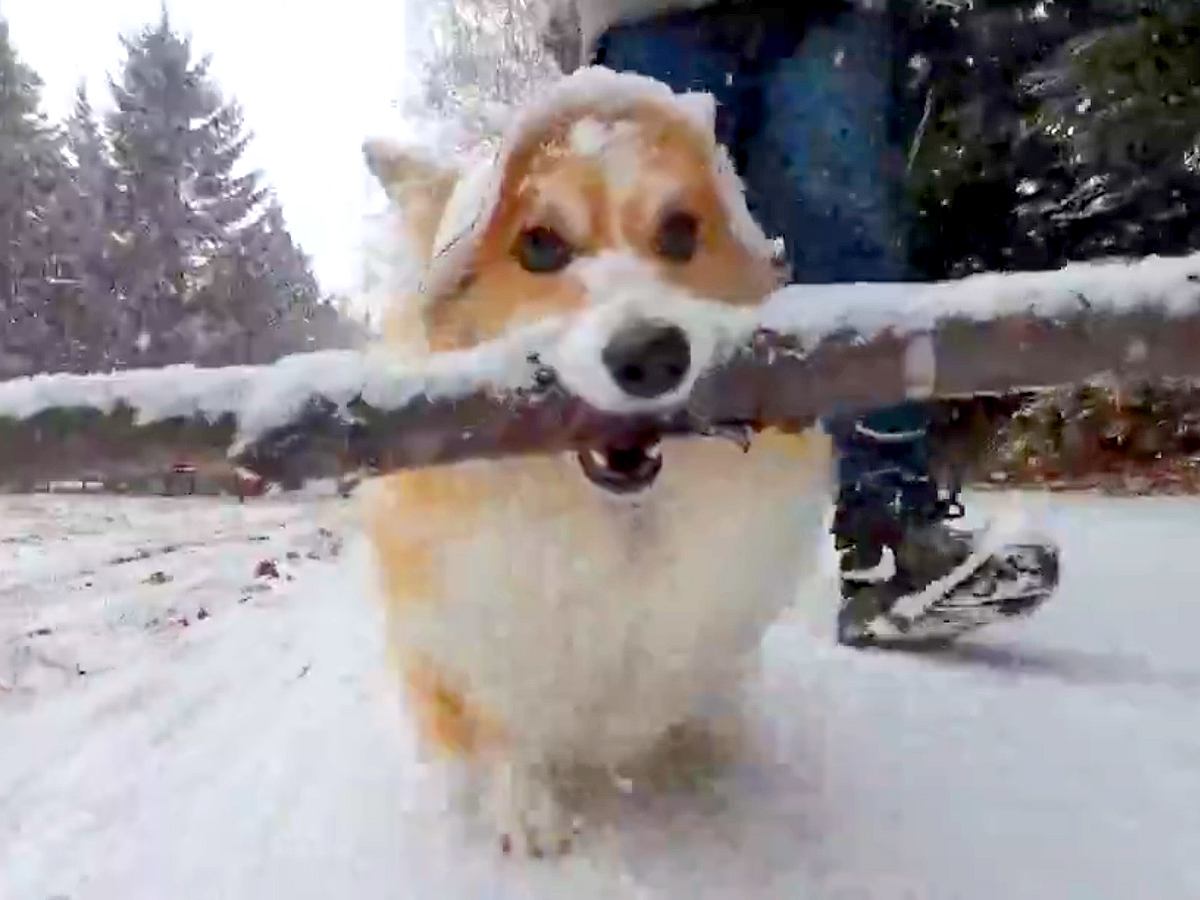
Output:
top-left (833, 475), bottom-right (1059, 648)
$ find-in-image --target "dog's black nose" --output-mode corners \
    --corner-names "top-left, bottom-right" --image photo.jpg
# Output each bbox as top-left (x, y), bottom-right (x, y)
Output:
top-left (602, 320), bottom-right (691, 399)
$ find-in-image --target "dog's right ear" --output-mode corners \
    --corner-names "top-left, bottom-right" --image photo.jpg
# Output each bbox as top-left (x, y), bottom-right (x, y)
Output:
top-left (363, 138), bottom-right (460, 261)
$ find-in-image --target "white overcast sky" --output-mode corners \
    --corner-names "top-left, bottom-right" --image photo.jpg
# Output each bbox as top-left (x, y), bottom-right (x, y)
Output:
top-left (4, 0), bottom-right (419, 299)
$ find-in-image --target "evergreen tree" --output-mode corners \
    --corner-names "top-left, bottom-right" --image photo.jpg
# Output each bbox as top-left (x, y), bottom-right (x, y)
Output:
top-left (903, 0), bottom-right (1086, 277)
top-left (0, 18), bottom-right (68, 376)
top-left (902, 0), bottom-right (1200, 277)
top-left (250, 203), bottom-right (324, 358)
top-left (106, 7), bottom-right (265, 367)
top-left (0, 10), bottom-right (364, 377)
top-left (192, 200), bottom-right (315, 363)
top-left (53, 85), bottom-right (122, 370)
top-left (1020, 7), bottom-right (1200, 261)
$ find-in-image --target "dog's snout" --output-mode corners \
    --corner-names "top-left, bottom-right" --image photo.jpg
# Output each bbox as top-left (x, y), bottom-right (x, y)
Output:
top-left (602, 320), bottom-right (691, 399)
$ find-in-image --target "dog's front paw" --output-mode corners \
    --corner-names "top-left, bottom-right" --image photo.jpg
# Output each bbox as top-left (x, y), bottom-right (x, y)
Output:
top-left (491, 761), bottom-right (579, 857)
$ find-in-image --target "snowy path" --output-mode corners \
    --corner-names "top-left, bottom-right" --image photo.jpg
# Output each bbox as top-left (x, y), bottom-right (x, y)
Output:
top-left (2, 492), bottom-right (1199, 899)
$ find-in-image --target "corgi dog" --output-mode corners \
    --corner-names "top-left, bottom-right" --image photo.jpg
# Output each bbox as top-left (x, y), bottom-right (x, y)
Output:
top-left (364, 68), bottom-right (831, 855)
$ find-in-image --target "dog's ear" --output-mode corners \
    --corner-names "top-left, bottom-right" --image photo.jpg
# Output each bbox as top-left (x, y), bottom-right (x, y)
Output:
top-left (364, 138), bottom-right (460, 261)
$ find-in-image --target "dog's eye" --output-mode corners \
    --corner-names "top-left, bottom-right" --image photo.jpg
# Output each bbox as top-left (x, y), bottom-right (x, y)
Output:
top-left (515, 226), bottom-right (573, 273)
top-left (654, 211), bottom-right (699, 263)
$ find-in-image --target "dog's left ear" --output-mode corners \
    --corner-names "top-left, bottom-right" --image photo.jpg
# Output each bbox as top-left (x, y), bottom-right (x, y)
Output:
top-left (364, 138), bottom-right (461, 262)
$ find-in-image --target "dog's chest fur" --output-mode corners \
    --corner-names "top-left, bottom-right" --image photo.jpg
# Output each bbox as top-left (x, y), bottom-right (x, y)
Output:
top-left (370, 428), bottom-right (830, 767)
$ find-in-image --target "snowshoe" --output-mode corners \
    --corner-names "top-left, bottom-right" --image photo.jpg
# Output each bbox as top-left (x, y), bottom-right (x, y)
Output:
top-left (836, 516), bottom-right (1060, 648)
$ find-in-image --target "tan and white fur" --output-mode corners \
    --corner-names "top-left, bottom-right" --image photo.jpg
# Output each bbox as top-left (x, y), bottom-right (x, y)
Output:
top-left (364, 69), bottom-right (831, 855)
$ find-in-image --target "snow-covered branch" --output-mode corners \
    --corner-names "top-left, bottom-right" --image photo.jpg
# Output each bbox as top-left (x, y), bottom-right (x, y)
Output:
top-left (1, 253), bottom-right (1198, 488)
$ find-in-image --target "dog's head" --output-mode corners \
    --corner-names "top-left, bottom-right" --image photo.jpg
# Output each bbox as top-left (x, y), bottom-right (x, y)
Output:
top-left (367, 68), bottom-right (784, 492)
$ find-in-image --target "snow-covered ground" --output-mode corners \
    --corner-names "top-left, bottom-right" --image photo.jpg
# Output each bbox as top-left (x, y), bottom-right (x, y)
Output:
top-left (2, 491), bottom-right (1198, 899)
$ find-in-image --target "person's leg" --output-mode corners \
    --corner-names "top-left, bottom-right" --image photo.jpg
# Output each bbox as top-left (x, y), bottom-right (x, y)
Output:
top-left (740, 7), bottom-right (908, 281)
top-left (729, 3), bottom-right (1059, 645)
top-left (593, 6), bottom-right (758, 151)
top-left (592, 2), bottom-right (1058, 645)
top-left (592, 1), bottom-right (836, 183)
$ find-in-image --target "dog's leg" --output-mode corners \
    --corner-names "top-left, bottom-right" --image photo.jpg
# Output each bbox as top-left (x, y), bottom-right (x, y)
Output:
top-left (405, 662), bottom-right (499, 757)
top-left (615, 666), bottom-right (753, 795)
top-left (490, 756), bottom-right (578, 857)
top-left (622, 714), bottom-right (744, 795)
top-left (405, 664), bottom-right (575, 854)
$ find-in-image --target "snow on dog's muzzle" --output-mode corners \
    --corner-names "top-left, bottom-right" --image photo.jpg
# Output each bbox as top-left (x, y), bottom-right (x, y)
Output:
top-left (539, 255), bottom-right (750, 494)
top-left (544, 255), bottom-right (735, 415)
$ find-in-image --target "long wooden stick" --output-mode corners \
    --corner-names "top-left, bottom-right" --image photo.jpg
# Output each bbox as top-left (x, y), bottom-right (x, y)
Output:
top-left (1, 254), bottom-right (1197, 488)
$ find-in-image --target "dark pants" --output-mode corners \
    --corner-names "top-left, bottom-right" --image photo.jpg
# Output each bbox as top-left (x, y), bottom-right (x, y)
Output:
top-left (595, 1), bottom-right (935, 503)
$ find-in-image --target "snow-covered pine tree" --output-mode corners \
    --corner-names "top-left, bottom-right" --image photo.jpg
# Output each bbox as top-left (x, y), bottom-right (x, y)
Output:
top-left (194, 200), bottom-right (320, 364)
top-left (0, 18), bottom-right (70, 378)
top-left (1020, 5), bottom-right (1200, 263)
top-left (49, 85), bottom-right (123, 373)
top-left (905, 0), bottom-right (1200, 278)
top-left (106, 9), bottom-right (267, 368)
top-left (249, 203), bottom-right (365, 357)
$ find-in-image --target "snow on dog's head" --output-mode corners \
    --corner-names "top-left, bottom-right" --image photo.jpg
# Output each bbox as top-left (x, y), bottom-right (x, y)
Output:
top-left (366, 67), bottom-right (781, 415)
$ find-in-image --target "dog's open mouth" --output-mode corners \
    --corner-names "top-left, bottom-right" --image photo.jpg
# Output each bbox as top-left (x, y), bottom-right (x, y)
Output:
top-left (577, 436), bottom-right (663, 494)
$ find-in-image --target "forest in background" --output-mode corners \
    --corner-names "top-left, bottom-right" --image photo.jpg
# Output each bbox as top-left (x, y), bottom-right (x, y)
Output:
top-left (0, 11), bottom-right (366, 379)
